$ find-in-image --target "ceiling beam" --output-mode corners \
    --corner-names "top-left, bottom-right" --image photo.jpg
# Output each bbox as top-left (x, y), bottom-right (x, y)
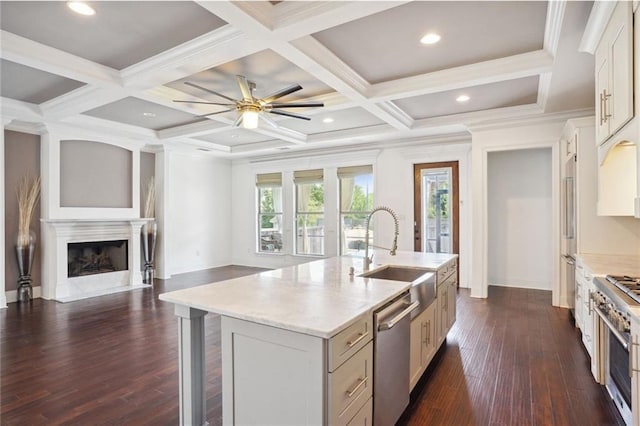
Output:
top-left (368, 50), bottom-right (554, 102)
top-left (0, 30), bottom-right (121, 87)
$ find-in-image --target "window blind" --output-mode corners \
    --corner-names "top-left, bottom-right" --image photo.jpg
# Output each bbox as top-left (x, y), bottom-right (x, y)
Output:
top-left (256, 172), bottom-right (282, 188)
top-left (337, 165), bottom-right (373, 178)
top-left (293, 169), bottom-right (323, 184)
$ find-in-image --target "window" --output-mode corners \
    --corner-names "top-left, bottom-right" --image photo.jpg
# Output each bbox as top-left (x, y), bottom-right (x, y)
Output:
top-left (339, 165), bottom-right (374, 255)
top-left (257, 173), bottom-right (283, 253)
top-left (294, 169), bottom-right (324, 256)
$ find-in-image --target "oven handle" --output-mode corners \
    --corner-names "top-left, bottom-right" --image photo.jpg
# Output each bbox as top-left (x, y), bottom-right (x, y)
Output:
top-left (594, 305), bottom-right (629, 351)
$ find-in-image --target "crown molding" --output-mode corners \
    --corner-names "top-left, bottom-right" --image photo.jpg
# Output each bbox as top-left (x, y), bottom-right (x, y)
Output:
top-left (40, 85), bottom-right (126, 118)
top-left (579, 1), bottom-right (616, 54)
top-left (468, 107), bottom-right (595, 132)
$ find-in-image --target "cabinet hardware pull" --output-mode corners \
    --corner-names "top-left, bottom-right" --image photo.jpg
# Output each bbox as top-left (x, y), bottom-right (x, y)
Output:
top-left (422, 322), bottom-right (428, 345)
top-left (603, 89), bottom-right (612, 123)
top-left (599, 91), bottom-right (606, 125)
top-left (346, 376), bottom-right (368, 398)
top-left (347, 331), bottom-right (369, 348)
top-left (427, 320), bottom-right (430, 345)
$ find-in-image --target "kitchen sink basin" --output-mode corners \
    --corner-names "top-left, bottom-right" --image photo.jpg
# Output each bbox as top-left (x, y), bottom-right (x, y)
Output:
top-left (360, 265), bottom-right (436, 319)
top-left (360, 265), bottom-right (430, 282)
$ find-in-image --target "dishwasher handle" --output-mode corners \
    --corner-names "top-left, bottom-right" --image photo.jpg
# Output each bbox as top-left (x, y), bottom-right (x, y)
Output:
top-left (378, 301), bottom-right (419, 331)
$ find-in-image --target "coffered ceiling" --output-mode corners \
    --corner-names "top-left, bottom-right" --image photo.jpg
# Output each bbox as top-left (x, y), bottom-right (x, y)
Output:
top-left (1, 1), bottom-right (596, 158)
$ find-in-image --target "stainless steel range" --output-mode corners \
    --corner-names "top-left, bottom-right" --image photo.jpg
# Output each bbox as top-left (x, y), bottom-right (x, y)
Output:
top-left (592, 275), bottom-right (640, 426)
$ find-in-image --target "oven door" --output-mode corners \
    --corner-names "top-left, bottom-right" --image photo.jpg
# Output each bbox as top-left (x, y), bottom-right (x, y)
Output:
top-left (605, 327), bottom-right (632, 425)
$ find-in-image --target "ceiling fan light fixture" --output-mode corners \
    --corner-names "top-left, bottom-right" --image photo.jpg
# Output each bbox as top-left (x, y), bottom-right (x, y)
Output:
top-left (242, 110), bottom-right (260, 129)
top-left (67, 1), bottom-right (95, 16)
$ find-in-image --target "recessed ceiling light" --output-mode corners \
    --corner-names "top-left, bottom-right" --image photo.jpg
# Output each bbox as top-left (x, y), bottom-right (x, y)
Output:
top-left (456, 95), bottom-right (470, 103)
top-left (420, 33), bottom-right (441, 45)
top-left (142, 112), bottom-right (156, 117)
top-left (322, 117), bottom-right (334, 124)
top-left (67, 1), bottom-right (96, 16)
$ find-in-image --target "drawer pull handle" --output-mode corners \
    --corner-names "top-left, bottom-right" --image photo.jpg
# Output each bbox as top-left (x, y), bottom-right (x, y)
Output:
top-left (347, 331), bottom-right (369, 348)
top-left (346, 376), bottom-right (368, 398)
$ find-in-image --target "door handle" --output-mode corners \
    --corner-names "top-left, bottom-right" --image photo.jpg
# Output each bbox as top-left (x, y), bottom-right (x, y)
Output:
top-left (378, 301), bottom-right (419, 331)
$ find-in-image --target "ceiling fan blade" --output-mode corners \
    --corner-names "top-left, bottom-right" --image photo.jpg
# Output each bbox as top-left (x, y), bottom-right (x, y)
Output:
top-left (259, 113), bottom-right (279, 129)
top-left (173, 100), bottom-right (235, 106)
top-left (261, 84), bottom-right (303, 103)
top-left (269, 109), bottom-right (311, 120)
top-left (232, 114), bottom-right (243, 127)
top-left (236, 75), bottom-right (254, 101)
top-left (268, 101), bottom-right (324, 109)
top-left (198, 108), bottom-right (235, 118)
top-left (184, 81), bottom-right (237, 103)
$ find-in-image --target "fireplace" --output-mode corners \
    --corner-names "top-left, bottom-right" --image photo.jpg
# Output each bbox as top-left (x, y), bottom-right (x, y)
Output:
top-left (41, 219), bottom-right (150, 302)
top-left (68, 240), bottom-right (128, 278)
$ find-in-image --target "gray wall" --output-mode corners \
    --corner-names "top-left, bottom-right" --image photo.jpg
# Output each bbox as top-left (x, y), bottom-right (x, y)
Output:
top-left (4, 130), bottom-right (41, 292)
top-left (60, 140), bottom-right (132, 208)
top-left (140, 151), bottom-right (155, 217)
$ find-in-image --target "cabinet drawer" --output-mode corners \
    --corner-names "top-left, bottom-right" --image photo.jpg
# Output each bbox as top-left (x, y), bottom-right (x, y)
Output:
top-left (437, 261), bottom-right (457, 283)
top-left (328, 314), bottom-right (372, 371)
top-left (346, 396), bottom-right (372, 426)
top-left (328, 341), bottom-right (373, 426)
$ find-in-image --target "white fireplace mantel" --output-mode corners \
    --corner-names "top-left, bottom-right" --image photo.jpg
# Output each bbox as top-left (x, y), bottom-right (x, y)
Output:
top-left (41, 218), bottom-right (152, 302)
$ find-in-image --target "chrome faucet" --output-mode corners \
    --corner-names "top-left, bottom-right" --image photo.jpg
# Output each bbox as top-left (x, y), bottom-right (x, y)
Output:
top-left (363, 206), bottom-right (399, 270)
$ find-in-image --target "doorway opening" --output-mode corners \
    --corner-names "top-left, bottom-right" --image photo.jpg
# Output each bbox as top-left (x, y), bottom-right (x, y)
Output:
top-left (414, 162), bottom-right (459, 279)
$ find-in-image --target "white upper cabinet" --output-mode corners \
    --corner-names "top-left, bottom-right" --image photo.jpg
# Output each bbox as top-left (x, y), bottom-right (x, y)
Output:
top-left (595, 1), bottom-right (633, 145)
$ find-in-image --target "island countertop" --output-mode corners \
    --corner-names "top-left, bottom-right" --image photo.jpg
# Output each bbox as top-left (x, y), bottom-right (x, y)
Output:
top-left (159, 251), bottom-right (457, 338)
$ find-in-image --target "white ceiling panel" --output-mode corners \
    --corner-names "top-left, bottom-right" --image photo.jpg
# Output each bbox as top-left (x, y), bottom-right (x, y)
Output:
top-left (394, 76), bottom-right (540, 119)
top-left (0, 1), bottom-right (227, 70)
top-left (1, 59), bottom-right (85, 104)
top-left (0, 1), bottom-right (598, 158)
top-left (84, 97), bottom-right (211, 130)
top-left (313, 1), bottom-right (547, 83)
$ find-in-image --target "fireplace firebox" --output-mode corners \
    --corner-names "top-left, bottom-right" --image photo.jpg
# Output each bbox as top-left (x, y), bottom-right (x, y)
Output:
top-left (67, 240), bottom-right (128, 278)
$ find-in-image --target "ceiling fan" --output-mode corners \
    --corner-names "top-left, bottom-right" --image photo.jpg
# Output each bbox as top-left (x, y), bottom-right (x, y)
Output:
top-left (173, 75), bottom-right (324, 130)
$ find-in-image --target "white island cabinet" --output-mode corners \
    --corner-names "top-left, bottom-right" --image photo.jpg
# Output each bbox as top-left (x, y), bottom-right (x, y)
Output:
top-left (160, 252), bottom-right (456, 426)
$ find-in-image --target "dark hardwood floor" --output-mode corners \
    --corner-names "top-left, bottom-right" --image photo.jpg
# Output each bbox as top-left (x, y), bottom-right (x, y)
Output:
top-left (2, 270), bottom-right (622, 425)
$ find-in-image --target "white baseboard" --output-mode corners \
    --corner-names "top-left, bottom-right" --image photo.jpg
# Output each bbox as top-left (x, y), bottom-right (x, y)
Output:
top-left (6, 286), bottom-right (42, 304)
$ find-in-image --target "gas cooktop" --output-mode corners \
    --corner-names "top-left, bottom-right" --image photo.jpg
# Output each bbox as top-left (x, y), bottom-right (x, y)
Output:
top-left (606, 275), bottom-right (640, 303)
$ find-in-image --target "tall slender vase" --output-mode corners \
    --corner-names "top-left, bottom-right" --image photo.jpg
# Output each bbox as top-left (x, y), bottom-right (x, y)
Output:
top-left (141, 221), bottom-right (157, 285)
top-left (15, 231), bottom-right (36, 302)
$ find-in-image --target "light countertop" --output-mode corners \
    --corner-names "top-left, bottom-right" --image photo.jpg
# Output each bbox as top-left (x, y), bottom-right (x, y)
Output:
top-left (159, 251), bottom-right (457, 338)
top-left (577, 253), bottom-right (640, 276)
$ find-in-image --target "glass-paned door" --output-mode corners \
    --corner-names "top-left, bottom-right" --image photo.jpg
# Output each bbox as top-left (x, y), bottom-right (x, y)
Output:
top-left (414, 162), bottom-right (459, 258)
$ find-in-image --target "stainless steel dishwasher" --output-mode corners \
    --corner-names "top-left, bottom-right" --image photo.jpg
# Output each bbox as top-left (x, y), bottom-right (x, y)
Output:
top-left (374, 292), bottom-right (417, 426)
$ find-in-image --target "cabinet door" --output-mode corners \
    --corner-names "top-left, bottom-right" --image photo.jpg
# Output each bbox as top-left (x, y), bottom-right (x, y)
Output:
top-left (436, 283), bottom-right (448, 344)
top-left (447, 279), bottom-right (457, 330)
top-left (595, 48), bottom-right (610, 144)
top-left (409, 311), bottom-right (426, 390)
top-left (608, 1), bottom-right (633, 134)
top-left (581, 277), bottom-right (594, 357)
top-left (575, 280), bottom-right (583, 330)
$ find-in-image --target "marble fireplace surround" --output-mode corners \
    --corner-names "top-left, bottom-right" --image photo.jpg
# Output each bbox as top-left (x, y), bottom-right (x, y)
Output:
top-left (41, 219), bottom-right (151, 302)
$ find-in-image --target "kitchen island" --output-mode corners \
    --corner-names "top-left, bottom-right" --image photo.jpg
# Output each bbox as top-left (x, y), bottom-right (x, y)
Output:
top-left (159, 251), bottom-right (457, 426)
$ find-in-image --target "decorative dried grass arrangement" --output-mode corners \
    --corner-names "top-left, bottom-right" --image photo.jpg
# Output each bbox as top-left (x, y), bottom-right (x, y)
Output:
top-left (16, 175), bottom-right (41, 246)
top-left (143, 176), bottom-right (155, 219)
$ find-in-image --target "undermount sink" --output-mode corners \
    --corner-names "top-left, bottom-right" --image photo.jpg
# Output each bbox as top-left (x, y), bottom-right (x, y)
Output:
top-left (360, 265), bottom-right (435, 319)
top-left (360, 265), bottom-right (430, 282)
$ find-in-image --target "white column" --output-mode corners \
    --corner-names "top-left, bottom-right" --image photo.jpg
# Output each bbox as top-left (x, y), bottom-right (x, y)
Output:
top-left (155, 148), bottom-right (170, 279)
top-left (0, 121), bottom-right (9, 308)
top-left (175, 305), bottom-right (208, 426)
